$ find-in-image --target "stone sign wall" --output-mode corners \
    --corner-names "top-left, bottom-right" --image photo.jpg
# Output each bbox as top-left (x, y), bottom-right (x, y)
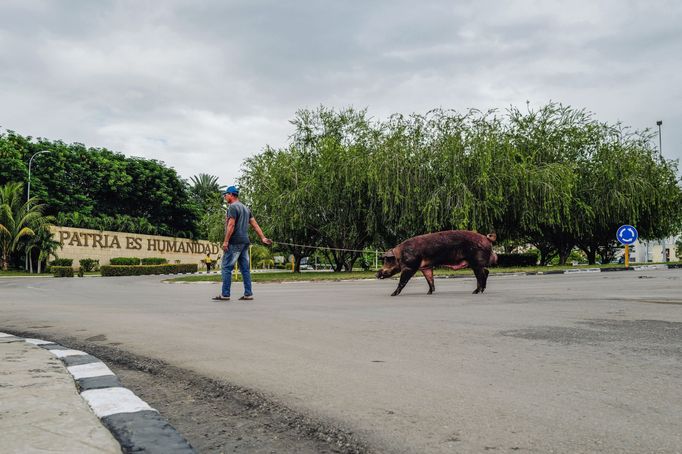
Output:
top-left (50, 226), bottom-right (221, 267)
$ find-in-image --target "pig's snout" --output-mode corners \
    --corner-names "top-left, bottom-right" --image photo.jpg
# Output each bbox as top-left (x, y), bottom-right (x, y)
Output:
top-left (376, 266), bottom-right (400, 280)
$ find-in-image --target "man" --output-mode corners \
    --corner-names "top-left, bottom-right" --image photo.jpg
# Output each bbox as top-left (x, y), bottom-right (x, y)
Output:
top-left (203, 254), bottom-right (214, 273)
top-left (213, 186), bottom-right (272, 301)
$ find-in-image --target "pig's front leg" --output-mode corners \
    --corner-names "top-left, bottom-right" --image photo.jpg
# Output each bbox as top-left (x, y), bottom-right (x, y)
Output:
top-left (392, 268), bottom-right (417, 296)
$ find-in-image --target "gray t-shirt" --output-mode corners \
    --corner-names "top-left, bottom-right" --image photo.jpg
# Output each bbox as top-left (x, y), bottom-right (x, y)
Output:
top-left (227, 201), bottom-right (253, 244)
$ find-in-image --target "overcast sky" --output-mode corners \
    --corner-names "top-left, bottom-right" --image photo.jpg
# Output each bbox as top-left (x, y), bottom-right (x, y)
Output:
top-left (1, 0), bottom-right (680, 185)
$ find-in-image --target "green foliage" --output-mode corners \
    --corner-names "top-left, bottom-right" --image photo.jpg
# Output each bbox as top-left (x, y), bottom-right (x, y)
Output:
top-left (52, 266), bottom-right (74, 277)
top-left (55, 212), bottom-right (160, 235)
top-left (100, 263), bottom-right (198, 276)
top-left (110, 257), bottom-right (140, 265)
top-left (0, 129), bottom-right (199, 237)
top-left (242, 107), bottom-right (377, 271)
top-left (189, 174), bottom-right (225, 240)
top-left (496, 253), bottom-right (539, 267)
top-left (79, 258), bottom-right (99, 272)
top-left (141, 257), bottom-right (168, 265)
top-left (240, 104), bottom-right (682, 270)
top-left (250, 245), bottom-right (272, 267)
top-left (50, 258), bottom-right (73, 267)
top-left (26, 223), bottom-right (61, 273)
top-left (0, 182), bottom-right (46, 270)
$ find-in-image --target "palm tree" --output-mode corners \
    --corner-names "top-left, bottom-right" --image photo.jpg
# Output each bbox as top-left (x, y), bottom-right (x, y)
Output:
top-left (190, 174), bottom-right (222, 208)
top-left (25, 224), bottom-right (60, 273)
top-left (0, 182), bottom-right (45, 271)
top-left (190, 174), bottom-right (223, 240)
top-left (190, 173), bottom-right (220, 192)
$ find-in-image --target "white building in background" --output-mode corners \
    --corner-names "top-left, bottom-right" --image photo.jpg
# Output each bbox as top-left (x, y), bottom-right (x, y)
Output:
top-left (629, 235), bottom-right (680, 263)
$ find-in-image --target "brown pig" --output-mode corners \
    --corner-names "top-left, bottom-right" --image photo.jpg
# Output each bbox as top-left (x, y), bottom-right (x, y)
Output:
top-left (376, 230), bottom-right (497, 296)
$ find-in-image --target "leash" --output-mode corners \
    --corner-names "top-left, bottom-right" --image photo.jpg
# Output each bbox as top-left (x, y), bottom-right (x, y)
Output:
top-left (273, 241), bottom-right (388, 255)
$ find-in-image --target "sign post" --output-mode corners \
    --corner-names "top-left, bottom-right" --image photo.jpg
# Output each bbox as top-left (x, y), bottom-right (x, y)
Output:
top-left (616, 225), bottom-right (638, 268)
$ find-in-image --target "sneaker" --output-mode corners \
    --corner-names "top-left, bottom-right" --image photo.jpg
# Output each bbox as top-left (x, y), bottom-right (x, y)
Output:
top-left (239, 295), bottom-right (253, 301)
top-left (212, 295), bottom-right (230, 301)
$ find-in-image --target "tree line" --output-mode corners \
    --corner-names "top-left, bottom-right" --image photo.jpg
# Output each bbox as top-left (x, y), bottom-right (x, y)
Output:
top-left (240, 103), bottom-right (682, 270)
top-left (0, 131), bottom-right (223, 270)
top-left (2, 102), bottom-right (681, 272)
top-left (0, 130), bottom-right (200, 238)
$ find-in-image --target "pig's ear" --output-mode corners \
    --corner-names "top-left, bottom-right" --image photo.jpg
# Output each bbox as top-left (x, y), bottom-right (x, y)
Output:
top-left (486, 232), bottom-right (497, 242)
top-left (382, 250), bottom-right (395, 259)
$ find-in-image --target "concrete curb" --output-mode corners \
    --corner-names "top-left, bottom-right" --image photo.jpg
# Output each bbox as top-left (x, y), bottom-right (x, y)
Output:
top-left (1, 333), bottom-right (195, 454)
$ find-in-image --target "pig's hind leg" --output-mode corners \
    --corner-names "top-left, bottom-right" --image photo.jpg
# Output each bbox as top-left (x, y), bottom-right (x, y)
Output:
top-left (420, 268), bottom-right (435, 294)
top-left (392, 268), bottom-right (417, 296)
top-left (472, 267), bottom-right (487, 294)
top-left (482, 268), bottom-right (490, 291)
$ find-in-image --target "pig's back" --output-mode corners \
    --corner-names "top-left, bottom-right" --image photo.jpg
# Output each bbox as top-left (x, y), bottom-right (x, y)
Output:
top-left (400, 230), bottom-right (493, 264)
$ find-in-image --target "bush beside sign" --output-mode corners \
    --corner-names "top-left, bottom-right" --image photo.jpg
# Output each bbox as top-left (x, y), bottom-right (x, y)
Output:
top-left (100, 264), bottom-right (198, 277)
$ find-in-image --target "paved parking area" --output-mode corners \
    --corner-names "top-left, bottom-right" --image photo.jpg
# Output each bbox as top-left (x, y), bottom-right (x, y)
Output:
top-left (1, 270), bottom-right (681, 453)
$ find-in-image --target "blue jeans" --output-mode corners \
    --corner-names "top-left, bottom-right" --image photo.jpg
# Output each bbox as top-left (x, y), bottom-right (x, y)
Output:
top-left (221, 243), bottom-right (252, 297)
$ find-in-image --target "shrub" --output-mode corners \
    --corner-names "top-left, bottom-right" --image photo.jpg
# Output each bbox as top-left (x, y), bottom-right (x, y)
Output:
top-left (52, 266), bottom-right (74, 277)
top-left (141, 257), bottom-right (168, 265)
top-left (50, 258), bottom-right (73, 267)
top-left (110, 257), bottom-right (141, 265)
top-left (79, 258), bottom-right (100, 272)
top-left (496, 253), bottom-right (538, 267)
top-left (100, 264), bottom-right (198, 277)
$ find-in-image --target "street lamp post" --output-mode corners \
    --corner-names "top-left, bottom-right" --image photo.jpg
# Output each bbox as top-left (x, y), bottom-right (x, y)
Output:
top-left (656, 121), bottom-right (666, 261)
top-left (25, 150), bottom-right (51, 272)
top-left (27, 150), bottom-right (51, 204)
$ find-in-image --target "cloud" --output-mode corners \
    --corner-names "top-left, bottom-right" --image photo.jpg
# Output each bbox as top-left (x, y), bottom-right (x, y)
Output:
top-left (1, 0), bottom-right (680, 183)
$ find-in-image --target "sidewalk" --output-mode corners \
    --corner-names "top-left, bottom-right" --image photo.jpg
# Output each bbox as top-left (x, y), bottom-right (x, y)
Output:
top-left (0, 332), bottom-right (195, 453)
top-left (0, 334), bottom-right (120, 453)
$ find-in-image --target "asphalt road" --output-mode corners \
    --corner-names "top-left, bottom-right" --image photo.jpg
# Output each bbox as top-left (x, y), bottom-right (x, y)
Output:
top-left (2, 271), bottom-right (681, 453)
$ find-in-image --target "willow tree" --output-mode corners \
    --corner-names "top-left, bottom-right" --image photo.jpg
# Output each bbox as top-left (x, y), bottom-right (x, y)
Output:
top-left (288, 107), bottom-right (378, 271)
top-left (575, 127), bottom-right (682, 263)
top-left (504, 103), bottom-right (599, 265)
top-left (240, 146), bottom-right (319, 272)
top-left (368, 109), bottom-right (510, 248)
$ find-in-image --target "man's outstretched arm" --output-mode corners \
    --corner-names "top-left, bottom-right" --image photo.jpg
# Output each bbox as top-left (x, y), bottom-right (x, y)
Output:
top-left (249, 217), bottom-right (272, 245)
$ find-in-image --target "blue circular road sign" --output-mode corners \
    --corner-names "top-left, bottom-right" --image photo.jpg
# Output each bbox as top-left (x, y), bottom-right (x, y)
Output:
top-left (616, 225), bottom-right (638, 245)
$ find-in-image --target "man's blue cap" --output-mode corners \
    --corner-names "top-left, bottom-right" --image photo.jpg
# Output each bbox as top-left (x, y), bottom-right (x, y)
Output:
top-left (222, 185), bottom-right (239, 196)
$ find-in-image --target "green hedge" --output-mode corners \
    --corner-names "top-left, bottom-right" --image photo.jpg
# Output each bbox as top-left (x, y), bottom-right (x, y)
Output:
top-left (496, 253), bottom-right (539, 267)
top-left (79, 258), bottom-right (100, 272)
top-left (110, 257), bottom-right (141, 265)
top-left (50, 258), bottom-right (73, 267)
top-left (52, 266), bottom-right (74, 277)
top-left (100, 264), bottom-right (198, 277)
top-left (141, 257), bottom-right (168, 265)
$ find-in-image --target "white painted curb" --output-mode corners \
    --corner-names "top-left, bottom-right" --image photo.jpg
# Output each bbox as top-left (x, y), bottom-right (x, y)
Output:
top-left (81, 387), bottom-right (155, 418)
top-left (49, 349), bottom-right (88, 358)
top-left (67, 362), bottom-right (116, 380)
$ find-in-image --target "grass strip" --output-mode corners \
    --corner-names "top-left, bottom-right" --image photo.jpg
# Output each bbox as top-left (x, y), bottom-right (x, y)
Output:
top-left (167, 262), bottom-right (679, 283)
